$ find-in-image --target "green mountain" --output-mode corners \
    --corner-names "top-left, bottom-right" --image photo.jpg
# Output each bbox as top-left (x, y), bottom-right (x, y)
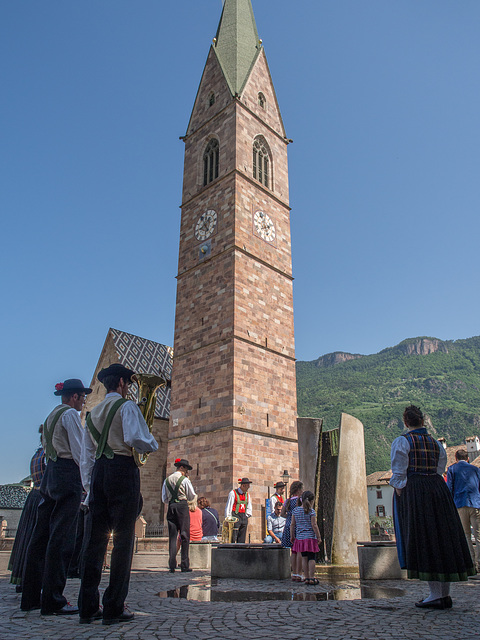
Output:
top-left (296, 336), bottom-right (480, 474)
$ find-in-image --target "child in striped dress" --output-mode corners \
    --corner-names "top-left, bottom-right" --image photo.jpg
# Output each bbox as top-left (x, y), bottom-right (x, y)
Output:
top-left (290, 491), bottom-right (322, 585)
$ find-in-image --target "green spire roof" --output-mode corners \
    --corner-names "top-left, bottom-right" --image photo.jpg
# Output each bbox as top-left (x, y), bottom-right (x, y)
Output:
top-left (214, 0), bottom-right (261, 96)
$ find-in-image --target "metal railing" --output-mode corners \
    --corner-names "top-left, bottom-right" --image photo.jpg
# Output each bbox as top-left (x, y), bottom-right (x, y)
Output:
top-left (144, 524), bottom-right (166, 537)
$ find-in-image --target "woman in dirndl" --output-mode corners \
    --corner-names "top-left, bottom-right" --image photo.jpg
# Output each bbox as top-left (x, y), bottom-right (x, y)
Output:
top-left (390, 405), bottom-right (475, 608)
top-left (8, 437), bottom-right (46, 591)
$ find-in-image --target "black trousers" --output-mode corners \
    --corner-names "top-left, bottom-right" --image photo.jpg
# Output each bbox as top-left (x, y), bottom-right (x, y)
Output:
top-left (232, 513), bottom-right (248, 543)
top-left (78, 455), bottom-right (140, 620)
top-left (167, 501), bottom-right (190, 570)
top-left (67, 507), bottom-right (86, 577)
top-left (21, 458), bottom-right (82, 613)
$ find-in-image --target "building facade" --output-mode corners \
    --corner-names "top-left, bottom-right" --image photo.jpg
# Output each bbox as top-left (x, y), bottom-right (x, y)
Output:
top-left (366, 471), bottom-right (394, 519)
top-left (168, 0), bottom-right (299, 539)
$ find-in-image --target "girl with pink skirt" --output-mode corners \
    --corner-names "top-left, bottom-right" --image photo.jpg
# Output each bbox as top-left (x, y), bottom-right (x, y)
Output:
top-left (290, 491), bottom-right (322, 585)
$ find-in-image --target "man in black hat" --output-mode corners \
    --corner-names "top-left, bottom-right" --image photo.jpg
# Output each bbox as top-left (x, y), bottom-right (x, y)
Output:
top-left (270, 481), bottom-right (286, 511)
top-left (225, 478), bottom-right (253, 543)
top-left (78, 363), bottom-right (158, 626)
top-left (162, 458), bottom-right (196, 572)
top-left (21, 378), bottom-right (92, 615)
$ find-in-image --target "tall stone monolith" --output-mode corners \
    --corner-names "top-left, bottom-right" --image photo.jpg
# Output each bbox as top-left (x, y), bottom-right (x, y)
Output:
top-left (297, 412), bottom-right (370, 566)
top-left (331, 413), bottom-right (370, 565)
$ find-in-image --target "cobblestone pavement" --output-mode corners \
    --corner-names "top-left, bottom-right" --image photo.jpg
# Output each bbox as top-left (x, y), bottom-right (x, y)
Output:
top-left (2, 551), bottom-right (480, 640)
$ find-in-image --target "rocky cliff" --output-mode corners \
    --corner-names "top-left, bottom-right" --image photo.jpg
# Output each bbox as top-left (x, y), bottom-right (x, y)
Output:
top-left (386, 337), bottom-right (449, 356)
top-left (314, 351), bottom-right (363, 368)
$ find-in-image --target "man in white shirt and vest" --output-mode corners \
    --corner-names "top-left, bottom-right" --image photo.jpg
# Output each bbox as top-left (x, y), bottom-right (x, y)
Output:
top-left (225, 478), bottom-right (253, 543)
top-left (162, 458), bottom-right (197, 572)
top-left (21, 378), bottom-right (91, 615)
top-left (78, 363), bottom-right (158, 626)
top-left (270, 481), bottom-right (286, 511)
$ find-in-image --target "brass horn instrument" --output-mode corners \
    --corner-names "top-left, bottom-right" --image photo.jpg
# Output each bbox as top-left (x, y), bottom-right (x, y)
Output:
top-left (132, 372), bottom-right (167, 467)
top-left (222, 515), bottom-right (239, 543)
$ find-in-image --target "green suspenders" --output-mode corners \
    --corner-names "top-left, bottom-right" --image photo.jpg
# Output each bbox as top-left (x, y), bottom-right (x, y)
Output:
top-left (165, 475), bottom-right (186, 503)
top-left (43, 407), bottom-right (69, 462)
top-left (86, 398), bottom-right (128, 459)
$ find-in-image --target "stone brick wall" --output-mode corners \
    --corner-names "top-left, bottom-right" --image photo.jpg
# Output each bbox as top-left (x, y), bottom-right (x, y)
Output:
top-left (167, 428), bottom-right (234, 516)
top-left (166, 426), bottom-right (299, 541)
top-left (232, 430), bottom-right (299, 540)
top-left (186, 48), bottom-right (234, 138)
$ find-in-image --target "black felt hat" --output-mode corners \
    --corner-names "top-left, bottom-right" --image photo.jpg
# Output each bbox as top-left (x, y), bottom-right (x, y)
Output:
top-left (174, 458), bottom-right (193, 470)
top-left (274, 481), bottom-right (286, 488)
top-left (97, 363), bottom-right (135, 383)
top-left (54, 379), bottom-right (92, 397)
top-left (238, 477), bottom-right (252, 485)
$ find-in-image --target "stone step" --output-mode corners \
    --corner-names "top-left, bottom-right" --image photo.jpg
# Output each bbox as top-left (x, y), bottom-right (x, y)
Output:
top-left (315, 564), bottom-right (360, 579)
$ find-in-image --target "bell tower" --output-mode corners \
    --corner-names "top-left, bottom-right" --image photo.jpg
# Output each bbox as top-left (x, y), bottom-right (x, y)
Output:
top-left (168, 0), bottom-right (298, 539)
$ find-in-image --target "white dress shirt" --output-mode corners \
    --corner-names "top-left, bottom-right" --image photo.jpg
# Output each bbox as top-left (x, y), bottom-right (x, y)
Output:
top-left (61, 408), bottom-right (84, 467)
top-left (161, 471), bottom-right (196, 504)
top-left (389, 432), bottom-right (447, 489)
top-left (270, 493), bottom-right (284, 511)
top-left (81, 392), bottom-right (158, 500)
top-left (225, 488), bottom-right (252, 517)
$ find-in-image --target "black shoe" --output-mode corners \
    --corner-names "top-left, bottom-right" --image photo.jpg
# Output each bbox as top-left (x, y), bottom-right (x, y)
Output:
top-left (415, 596), bottom-right (452, 610)
top-left (15, 586), bottom-right (23, 593)
top-left (21, 604), bottom-right (40, 612)
top-left (102, 608), bottom-right (134, 626)
top-left (180, 568), bottom-right (192, 572)
top-left (169, 568), bottom-right (175, 573)
top-left (79, 608), bottom-right (103, 624)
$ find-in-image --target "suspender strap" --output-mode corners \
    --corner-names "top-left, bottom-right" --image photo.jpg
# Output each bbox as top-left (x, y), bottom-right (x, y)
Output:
top-left (86, 398), bottom-right (127, 460)
top-left (204, 507), bottom-right (219, 526)
top-left (166, 475), bottom-right (186, 503)
top-left (43, 407), bottom-right (69, 462)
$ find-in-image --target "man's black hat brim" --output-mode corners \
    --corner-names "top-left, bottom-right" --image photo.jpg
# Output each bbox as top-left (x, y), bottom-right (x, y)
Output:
top-left (54, 379), bottom-right (93, 397)
top-left (98, 363), bottom-right (136, 384)
top-left (174, 459), bottom-right (193, 471)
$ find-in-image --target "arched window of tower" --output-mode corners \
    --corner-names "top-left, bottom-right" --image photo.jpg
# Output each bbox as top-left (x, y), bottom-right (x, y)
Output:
top-left (253, 136), bottom-right (271, 189)
top-left (203, 138), bottom-right (219, 186)
top-left (258, 92), bottom-right (266, 109)
top-left (209, 92), bottom-right (215, 107)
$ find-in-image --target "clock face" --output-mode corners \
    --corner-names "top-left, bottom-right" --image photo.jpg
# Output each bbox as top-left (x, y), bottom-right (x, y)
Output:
top-left (195, 209), bottom-right (217, 241)
top-left (253, 210), bottom-right (276, 242)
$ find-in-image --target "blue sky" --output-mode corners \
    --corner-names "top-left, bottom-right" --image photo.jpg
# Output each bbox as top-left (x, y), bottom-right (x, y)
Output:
top-left (1, 1), bottom-right (479, 484)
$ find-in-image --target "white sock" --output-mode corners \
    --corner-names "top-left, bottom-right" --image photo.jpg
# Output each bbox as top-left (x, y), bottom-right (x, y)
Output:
top-left (423, 581), bottom-right (443, 602)
top-left (440, 582), bottom-right (451, 597)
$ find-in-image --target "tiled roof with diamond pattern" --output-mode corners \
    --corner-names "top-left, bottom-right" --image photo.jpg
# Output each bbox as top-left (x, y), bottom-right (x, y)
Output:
top-left (110, 328), bottom-right (172, 420)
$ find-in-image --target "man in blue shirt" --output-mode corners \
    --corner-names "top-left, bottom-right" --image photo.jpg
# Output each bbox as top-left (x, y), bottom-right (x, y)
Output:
top-left (264, 501), bottom-right (286, 544)
top-left (447, 449), bottom-right (480, 571)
